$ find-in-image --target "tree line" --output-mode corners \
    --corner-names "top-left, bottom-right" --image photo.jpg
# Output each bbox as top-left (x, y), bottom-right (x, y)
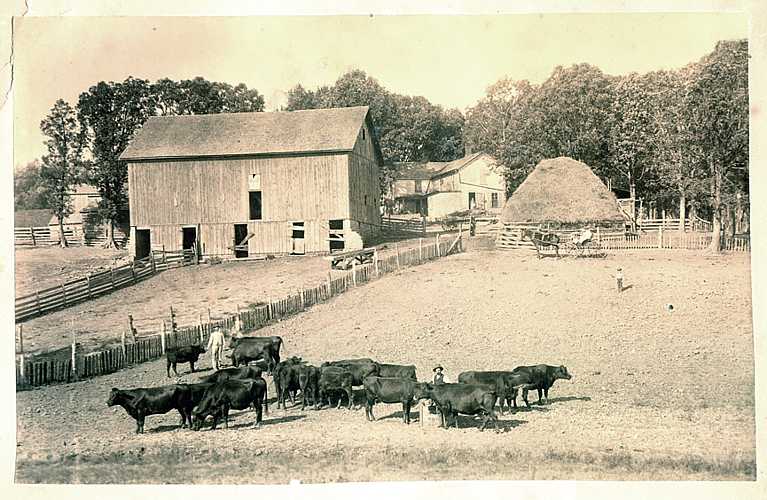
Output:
top-left (16, 39), bottom-right (747, 251)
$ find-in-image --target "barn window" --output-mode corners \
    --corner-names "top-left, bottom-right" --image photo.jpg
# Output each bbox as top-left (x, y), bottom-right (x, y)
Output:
top-left (249, 191), bottom-right (262, 220)
top-left (491, 193), bottom-right (499, 208)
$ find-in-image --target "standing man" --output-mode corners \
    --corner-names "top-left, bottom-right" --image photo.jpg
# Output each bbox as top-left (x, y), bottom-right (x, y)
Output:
top-left (207, 326), bottom-right (226, 371)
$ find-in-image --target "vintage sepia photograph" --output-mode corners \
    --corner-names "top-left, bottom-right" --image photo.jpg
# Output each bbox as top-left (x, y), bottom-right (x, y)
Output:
top-left (7, 6), bottom-right (761, 489)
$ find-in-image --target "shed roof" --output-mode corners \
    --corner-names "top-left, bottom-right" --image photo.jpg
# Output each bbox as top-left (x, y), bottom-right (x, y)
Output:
top-left (392, 152), bottom-right (488, 180)
top-left (501, 157), bottom-right (625, 224)
top-left (120, 106), bottom-right (377, 161)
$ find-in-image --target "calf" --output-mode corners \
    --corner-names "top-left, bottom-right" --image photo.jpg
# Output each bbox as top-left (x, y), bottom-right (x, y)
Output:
top-left (423, 383), bottom-right (499, 431)
top-left (192, 378), bottom-right (267, 430)
top-left (297, 364), bottom-right (321, 410)
top-left (363, 376), bottom-right (431, 424)
top-left (318, 365), bottom-right (354, 410)
top-left (107, 385), bottom-right (189, 433)
top-left (230, 341), bottom-right (277, 374)
top-left (377, 363), bottom-right (417, 380)
top-left (321, 358), bottom-right (380, 386)
top-left (274, 357), bottom-right (305, 409)
top-left (229, 335), bottom-right (283, 365)
top-left (166, 344), bottom-right (205, 378)
top-left (457, 370), bottom-right (533, 414)
top-left (511, 364), bottom-right (572, 406)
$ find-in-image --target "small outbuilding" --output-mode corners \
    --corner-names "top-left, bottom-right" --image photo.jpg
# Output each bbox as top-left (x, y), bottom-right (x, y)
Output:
top-left (497, 157), bottom-right (627, 248)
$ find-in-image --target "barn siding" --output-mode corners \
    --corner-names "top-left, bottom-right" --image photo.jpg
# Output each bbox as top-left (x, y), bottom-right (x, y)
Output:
top-left (128, 154), bottom-right (352, 256)
top-left (348, 120), bottom-right (381, 240)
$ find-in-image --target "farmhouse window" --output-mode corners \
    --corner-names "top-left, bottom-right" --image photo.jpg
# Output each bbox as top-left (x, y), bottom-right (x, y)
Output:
top-left (491, 193), bottom-right (499, 208)
top-left (415, 180), bottom-right (423, 193)
top-left (249, 191), bottom-right (262, 220)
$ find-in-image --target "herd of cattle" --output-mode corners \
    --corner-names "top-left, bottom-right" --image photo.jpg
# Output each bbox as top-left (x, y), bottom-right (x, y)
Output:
top-left (107, 334), bottom-right (573, 433)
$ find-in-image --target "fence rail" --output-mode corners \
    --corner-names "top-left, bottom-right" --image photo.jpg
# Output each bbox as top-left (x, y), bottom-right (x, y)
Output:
top-left (16, 234), bottom-right (464, 388)
top-left (15, 249), bottom-right (195, 323)
top-left (380, 216), bottom-right (427, 237)
top-left (15, 224), bottom-right (129, 247)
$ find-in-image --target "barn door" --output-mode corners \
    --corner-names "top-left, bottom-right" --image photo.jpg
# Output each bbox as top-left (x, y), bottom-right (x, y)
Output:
top-left (291, 221), bottom-right (305, 255)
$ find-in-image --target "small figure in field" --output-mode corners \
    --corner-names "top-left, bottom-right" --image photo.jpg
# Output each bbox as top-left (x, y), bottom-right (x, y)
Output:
top-left (433, 365), bottom-right (447, 385)
top-left (614, 267), bottom-right (624, 293)
top-left (207, 326), bottom-right (226, 371)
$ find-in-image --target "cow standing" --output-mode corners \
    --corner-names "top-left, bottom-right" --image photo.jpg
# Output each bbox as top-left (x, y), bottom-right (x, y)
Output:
top-left (423, 383), bottom-right (499, 431)
top-left (274, 357), bottom-right (305, 409)
top-left (166, 345), bottom-right (205, 378)
top-left (230, 341), bottom-right (277, 374)
top-left (297, 364), bottom-right (321, 410)
top-left (200, 365), bottom-right (268, 414)
top-left (107, 385), bottom-right (191, 434)
top-left (318, 365), bottom-right (354, 410)
top-left (192, 378), bottom-right (267, 430)
top-left (363, 376), bottom-right (431, 424)
top-left (457, 370), bottom-right (535, 414)
top-left (510, 364), bottom-right (572, 406)
top-left (229, 335), bottom-right (283, 365)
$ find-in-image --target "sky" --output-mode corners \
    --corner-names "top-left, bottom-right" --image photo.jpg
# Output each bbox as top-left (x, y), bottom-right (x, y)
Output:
top-left (13, 13), bottom-right (748, 169)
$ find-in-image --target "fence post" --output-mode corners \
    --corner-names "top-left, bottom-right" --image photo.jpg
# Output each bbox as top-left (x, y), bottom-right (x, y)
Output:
top-left (419, 238), bottom-right (423, 262)
top-left (198, 313), bottom-right (204, 344)
top-left (61, 283), bottom-right (67, 307)
top-left (300, 289), bottom-right (305, 309)
top-left (86, 274), bottom-right (93, 298)
top-left (127, 314), bottom-right (137, 342)
top-left (30, 227), bottom-right (36, 246)
top-left (110, 266), bottom-right (115, 290)
top-left (121, 330), bottom-right (127, 359)
top-left (373, 249), bottom-right (379, 277)
top-left (151, 252), bottom-right (157, 274)
top-left (267, 299), bottom-right (273, 320)
top-left (71, 328), bottom-right (77, 379)
top-left (327, 272), bottom-right (333, 297)
top-left (160, 320), bottom-right (167, 354)
top-left (131, 261), bottom-right (137, 284)
top-left (17, 325), bottom-right (25, 381)
top-left (395, 243), bottom-right (401, 269)
top-left (352, 261), bottom-right (357, 287)
top-left (658, 227), bottom-right (663, 249)
top-left (436, 234), bottom-right (441, 257)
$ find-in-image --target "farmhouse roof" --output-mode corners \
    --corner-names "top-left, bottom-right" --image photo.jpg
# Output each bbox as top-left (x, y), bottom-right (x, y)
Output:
top-left (501, 157), bottom-right (625, 224)
top-left (15, 209), bottom-right (53, 228)
top-left (393, 152), bottom-right (488, 180)
top-left (120, 106), bottom-right (381, 162)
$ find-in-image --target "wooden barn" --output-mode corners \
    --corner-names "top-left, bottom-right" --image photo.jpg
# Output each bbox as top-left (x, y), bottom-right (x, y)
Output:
top-left (120, 106), bottom-right (383, 259)
top-left (497, 157), bottom-right (627, 249)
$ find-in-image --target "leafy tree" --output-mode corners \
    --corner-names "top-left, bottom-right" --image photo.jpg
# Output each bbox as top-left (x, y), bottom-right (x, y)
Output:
top-left (686, 39), bottom-right (748, 251)
top-left (39, 100), bottom-right (86, 247)
top-left (77, 77), bottom-right (157, 248)
top-left (14, 160), bottom-right (48, 210)
top-left (153, 77), bottom-right (265, 115)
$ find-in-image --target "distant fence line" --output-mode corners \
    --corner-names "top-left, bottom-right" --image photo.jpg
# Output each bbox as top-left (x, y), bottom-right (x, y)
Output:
top-left (15, 233), bottom-right (464, 388)
top-left (15, 248), bottom-right (196, 323)
top-left (15, 224), bottom-right (129, 248)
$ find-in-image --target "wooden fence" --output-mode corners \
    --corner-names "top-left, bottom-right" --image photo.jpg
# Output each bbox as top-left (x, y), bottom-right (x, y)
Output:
top-left (15, 224), bottom-right (129, 247)
top-left (497, 224), bottom-right (750, 253)
top-left (15, 233), bottom-right (464, 388)
top-left (380, 216), bottom-right (427, 237)
top-left (637, 216), bottom-right (712, 233)
top-left (15, 248), bottom-right (196, 323)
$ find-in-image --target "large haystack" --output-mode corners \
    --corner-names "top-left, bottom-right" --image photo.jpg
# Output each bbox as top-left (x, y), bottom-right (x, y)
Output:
top-left (501, 157), bottom-right (624, 227)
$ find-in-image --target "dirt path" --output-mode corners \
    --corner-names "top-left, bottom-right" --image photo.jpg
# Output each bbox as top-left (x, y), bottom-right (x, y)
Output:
top-left (15, 249), bottom-right (755, 482)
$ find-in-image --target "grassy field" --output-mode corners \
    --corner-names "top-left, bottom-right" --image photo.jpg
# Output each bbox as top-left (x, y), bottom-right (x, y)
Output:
top-left (15, 247), bottom-right (755, 483)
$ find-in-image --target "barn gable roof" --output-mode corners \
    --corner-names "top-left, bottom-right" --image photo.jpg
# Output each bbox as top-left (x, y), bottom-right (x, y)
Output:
top-left (393, 152), bottom-right (488, 181)
top-left (501, 157), bottom-right (625, 224)
top-left (120, 106), bottom-right (378, 162)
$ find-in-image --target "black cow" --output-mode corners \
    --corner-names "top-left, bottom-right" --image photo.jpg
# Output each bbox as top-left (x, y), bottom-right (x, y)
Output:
top-left (457, 370), bottom-right (535, 414)
top-left (230, 341), bottom-right (277, 374)
top-left (297, 364), bottom-right (321, 410)
top-left (363, 376), bottom-right (431, 424)
top-left (192, 378), bottom-right (267, 430)
top-left (199, 366), bottom-right (268, 413)
top-left (321, 358), bottom-right (380, 386)
top-left (274, 357), bottom-right (305, 409)
top-left (229, 335), bottom-right (283, 365)
top-left (318, 366), bottom-right (354, 410)
top-left (175, 382), bottom-right (215, 427)
top-left (377, 363), bottom-right (417, 380)
top-left (107, 385), bottom-right (190, 433)
top-left (511, 364), bottom-right (572, 406)
top-left (422, 383), bottom-right (499, 431)
top-left (166, 344), bottom-right (205, 378)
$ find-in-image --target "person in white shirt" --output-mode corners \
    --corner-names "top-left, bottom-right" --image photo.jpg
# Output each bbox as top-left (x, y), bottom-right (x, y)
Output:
top-left (206, 326), bottom-right (226, 371)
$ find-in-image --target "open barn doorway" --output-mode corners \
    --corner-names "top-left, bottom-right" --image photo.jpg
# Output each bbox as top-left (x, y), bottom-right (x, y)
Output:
top-left (291, 221), bottom-right (305, 255)
top-left (135, 229), bottom-right (150, 260)
top-left (234, 224), bottom-right (249, 258)
top-left (182, 226), bottom-right (197, 251)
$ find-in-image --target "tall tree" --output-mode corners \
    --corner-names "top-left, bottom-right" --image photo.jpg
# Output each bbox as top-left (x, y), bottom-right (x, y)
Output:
top-left (39, 100), bottom-right (86, 247)
top-left (77, 77), bottom-right (157, 248)
top-left (14, 160), bottom-right (48, 210)
top-left (687, 39), bottom-right (749, 251)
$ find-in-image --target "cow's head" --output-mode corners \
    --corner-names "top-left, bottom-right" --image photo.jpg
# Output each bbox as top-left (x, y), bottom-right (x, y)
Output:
top-left (191, 344), bottom-right (205, 355)
top-left (228, 336), bottom-right (241, 349)
top-left (554, 365), bottom-right (572, 380)
top-left (106, 388), bottom-right (121, 406)
top-left (413, 383), bottom-right (433, 401)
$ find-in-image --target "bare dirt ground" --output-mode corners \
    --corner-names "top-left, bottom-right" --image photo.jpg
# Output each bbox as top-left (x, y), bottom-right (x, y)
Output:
top-left (14, 246), bottom-right (129, 296)
top-left (15, 236), bottom-right (441, 356)
top-left (15, 248), bottom-right (755, 483)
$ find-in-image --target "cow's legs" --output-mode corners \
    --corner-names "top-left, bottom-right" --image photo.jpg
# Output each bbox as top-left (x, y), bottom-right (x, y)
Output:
top-left (544, 388), bottom-right (549, 404)
top-left (366, 398), bottom-right (375, 421)
top-left (137, 414), bottom-right (145, 434)
top-left (173, 363), bottom-right (179, 377)
top-left (537, 388), bottom-right (544, 405)
top-left (253, 401), bottom-right (263, 428)
top-left (522, 389), bottom-right (531, 408)
top-left (403, 400), bottom-right (411, 424)
top-left (178, 409), bottom-right (187, 428)
top-left (346, 388), bottom-right (354, 410)
top-left (166, 360), bottom-right (172, 378)
top-left (189, 361), bottom-right (195, 373)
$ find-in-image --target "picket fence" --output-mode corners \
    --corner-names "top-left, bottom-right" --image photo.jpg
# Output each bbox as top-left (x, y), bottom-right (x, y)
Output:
top-left (15, 248), bottom-right (196, 322)
top-left (16, 234), bottom-right (464, 388)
